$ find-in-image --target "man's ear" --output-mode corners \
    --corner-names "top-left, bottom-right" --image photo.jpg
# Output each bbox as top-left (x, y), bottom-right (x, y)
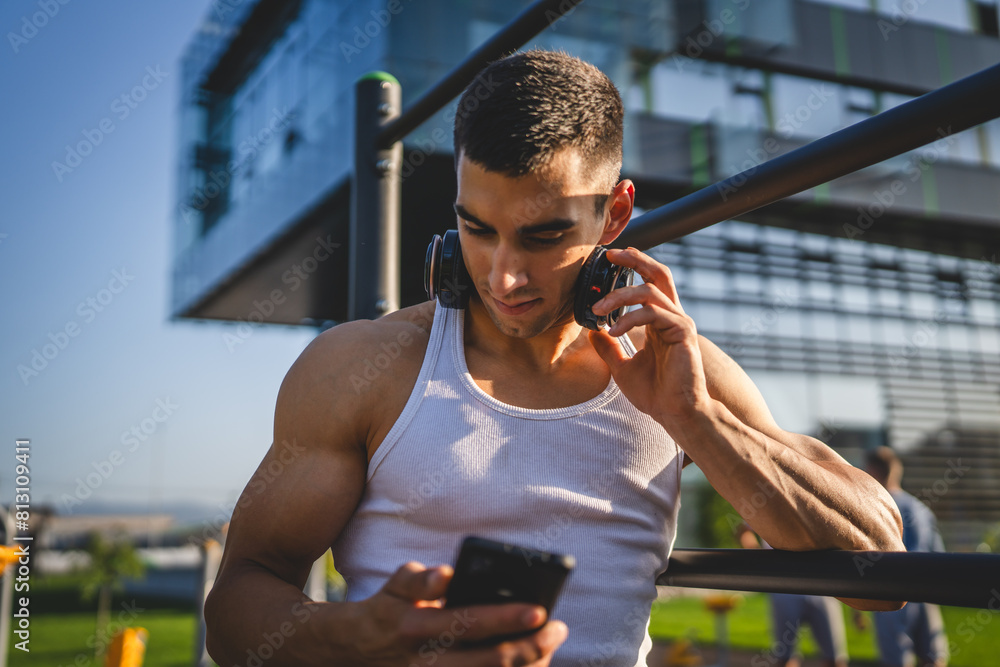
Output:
top-left (599, 179), bottom-right (634, 246)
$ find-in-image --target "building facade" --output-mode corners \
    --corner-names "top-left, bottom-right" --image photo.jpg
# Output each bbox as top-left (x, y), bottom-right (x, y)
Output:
top-left (172, 0), bottom-right (1000, 549)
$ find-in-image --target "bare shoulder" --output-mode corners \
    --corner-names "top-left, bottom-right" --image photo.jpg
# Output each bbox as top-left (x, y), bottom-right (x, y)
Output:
top-left (274, 300), bottom-right (437, 457)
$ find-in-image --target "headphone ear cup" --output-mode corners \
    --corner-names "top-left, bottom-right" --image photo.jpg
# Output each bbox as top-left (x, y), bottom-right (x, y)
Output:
top-left (574, 247), bottom-right (603, 330)
top-left (437, 230), bottom-right (471, 309)
top-left (424, 234), bottom-right (443, 302)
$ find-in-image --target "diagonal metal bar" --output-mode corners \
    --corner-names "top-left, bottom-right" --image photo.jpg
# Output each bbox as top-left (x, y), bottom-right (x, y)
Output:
top-left (658, 549), bottom-right (1000, 609)
top-left (376, 0), bottom-right (584, 149)
top-left (616, 61), bottom-right (1000, 250)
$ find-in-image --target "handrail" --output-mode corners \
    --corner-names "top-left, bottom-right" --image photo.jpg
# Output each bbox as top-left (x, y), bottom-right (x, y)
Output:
top-left (614, 61), bottom-right (1000, 250)
top-left (660, 549), bottom-right (1000, 609)
top-left (376, 0), bottom-right (584, 149)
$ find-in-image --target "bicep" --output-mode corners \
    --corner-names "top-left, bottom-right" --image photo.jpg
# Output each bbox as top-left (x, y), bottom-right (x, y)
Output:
top-left (218, 329), bottom-right (372, 589)
top-left (220, 438), bottom-right (367, 589)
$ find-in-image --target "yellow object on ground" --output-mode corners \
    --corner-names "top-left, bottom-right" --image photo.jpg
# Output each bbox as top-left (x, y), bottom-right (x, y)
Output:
top-left (104, 627), bottom-right (149, 667)
top-left (0, 545), bottom-right (24, 568)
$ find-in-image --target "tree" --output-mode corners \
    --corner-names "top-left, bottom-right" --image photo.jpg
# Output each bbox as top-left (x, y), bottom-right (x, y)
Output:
top-left (79, 531), bottom-right (146, 660)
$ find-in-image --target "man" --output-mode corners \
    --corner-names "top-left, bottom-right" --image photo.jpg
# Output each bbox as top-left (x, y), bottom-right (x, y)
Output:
top-left (865, 447), bottom-right (948, 667)
top-left (205, 49), bottom-right (903, 666)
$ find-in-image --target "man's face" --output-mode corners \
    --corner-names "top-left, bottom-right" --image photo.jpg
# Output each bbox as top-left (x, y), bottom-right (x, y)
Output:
top-left (454, 149), bottom-right (611, 339)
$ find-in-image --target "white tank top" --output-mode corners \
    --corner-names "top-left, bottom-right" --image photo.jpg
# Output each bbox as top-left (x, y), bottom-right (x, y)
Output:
top-left (333, 303), bottom-right (684, 666)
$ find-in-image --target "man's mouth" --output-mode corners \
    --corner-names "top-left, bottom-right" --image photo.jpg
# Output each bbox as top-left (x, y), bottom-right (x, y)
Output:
top-left (491, 297), bottom-right (540, 316)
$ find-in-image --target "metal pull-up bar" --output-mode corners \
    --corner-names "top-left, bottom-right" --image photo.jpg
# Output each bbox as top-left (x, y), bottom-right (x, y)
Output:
top-left (660, 549), bottom-right (1000, 609)
top-left (615, 61), bottom-right (1000, 250)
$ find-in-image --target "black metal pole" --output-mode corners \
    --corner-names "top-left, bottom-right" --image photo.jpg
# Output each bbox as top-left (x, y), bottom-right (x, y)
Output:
top-left (659, 549), bottom-right (1000, 609)
top-left (616, 61), bottom-right (1000, 250)
top-left (376, 0), bottom-right (584, 149)
top-left (351, 72), bottom-right (402, 320)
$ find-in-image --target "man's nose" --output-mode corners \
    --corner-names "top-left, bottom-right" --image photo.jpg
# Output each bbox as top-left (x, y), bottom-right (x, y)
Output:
top-left (488, 244), bottom-right (528, 298)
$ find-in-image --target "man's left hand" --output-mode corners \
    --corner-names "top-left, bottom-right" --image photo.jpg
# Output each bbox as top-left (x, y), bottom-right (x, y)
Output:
top-left (588, 247), bottom-right (711, 430)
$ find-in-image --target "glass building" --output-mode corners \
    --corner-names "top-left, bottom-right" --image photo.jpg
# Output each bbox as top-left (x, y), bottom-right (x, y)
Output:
top-left (172, 0), bottom-right (1000, 549)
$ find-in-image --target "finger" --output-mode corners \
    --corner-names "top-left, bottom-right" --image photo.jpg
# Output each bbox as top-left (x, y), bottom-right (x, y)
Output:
top-left (607, 304), bottom-right (692, 340)
top-left (442, 620), bottom-right (569, 667)
top-left (399, 603), bottom-right (549, 646)
top-left (604, 247), bottom-right (681, 306)
top-left (381, 561), bottom-right (452, 603)
top-left (592, 282), bottom-right (677, 319)
top-left (589, 329), bottom-right (629, 372)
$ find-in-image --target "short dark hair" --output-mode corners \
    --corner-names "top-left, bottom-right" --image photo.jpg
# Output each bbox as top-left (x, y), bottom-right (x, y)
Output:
top-left (453, 49), bottom-right (624, 206)
top-left (866, 446), bottom-right (903, 485)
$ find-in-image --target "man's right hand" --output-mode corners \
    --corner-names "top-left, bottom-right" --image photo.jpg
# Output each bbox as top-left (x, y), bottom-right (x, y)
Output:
top-left (350, 561), bottom-right (569, 665)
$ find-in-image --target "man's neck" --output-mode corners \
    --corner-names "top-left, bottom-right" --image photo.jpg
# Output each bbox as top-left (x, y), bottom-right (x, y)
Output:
top-left (463, 298), bottom-right (594, 374)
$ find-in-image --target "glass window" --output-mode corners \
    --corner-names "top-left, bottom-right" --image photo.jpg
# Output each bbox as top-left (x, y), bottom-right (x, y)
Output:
top-left (840, 283), bottom-right (870, 312)
top-left (767, 276), bottom-right (800, 303)
top-left (947, 324), bottom-right (975, 351)
top-left (772, 75), bottom-right (841, 139)
top-left (978, 326), bottom-right (1000, 355)
top-left (811, 0), bottom-right (872, 9)
top-left (698, 302), bottom-right (728, 333)
top-left (907, 290), bottom-right (936, 318)
top-left (689, 268), bottom-right (726, 296)
top-left (775, 309), bottom-right (803, 339)
top-left (877, 0), bottom-right (972, 31)
top-left (970, 299), bottom-right (997, 326)
top-left (877, 288), bottom-right (903, 310)
top-left (732, 272), bottom-right (763, 294)
top-left (880, 318), bottom-right (907, 347)
top-left (809, 280), bottom-right (836, 303)
top-left (651, 60), bottom-right (729, 124)
top-left (846, 315), bottom-right (874, 344)
top-left (811, 311), bottom-right (839, 340)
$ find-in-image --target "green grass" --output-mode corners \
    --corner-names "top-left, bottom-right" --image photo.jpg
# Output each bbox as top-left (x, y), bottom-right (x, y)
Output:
top-left (649, 593), bottom-right (1000, 667)
top-left (6, 610), bottom-right (198, 667)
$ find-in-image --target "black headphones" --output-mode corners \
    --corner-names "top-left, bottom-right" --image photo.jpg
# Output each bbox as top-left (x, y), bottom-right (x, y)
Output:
top-left (424, 230), bottom-right (634, 330)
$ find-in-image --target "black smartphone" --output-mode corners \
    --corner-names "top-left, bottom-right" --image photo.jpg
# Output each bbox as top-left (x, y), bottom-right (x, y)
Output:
top-left (443, 536), bottom-right (575, 641)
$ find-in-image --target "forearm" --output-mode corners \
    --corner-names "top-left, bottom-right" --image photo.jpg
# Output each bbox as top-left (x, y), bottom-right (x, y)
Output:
top-left (667, 399), bottom-right (903, 552)
top-left (205, 561), bottom-right (360, 666)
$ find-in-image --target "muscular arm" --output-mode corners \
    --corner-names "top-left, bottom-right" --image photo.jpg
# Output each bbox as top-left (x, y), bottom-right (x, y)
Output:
top-left (204, 322), bottom-right (374, 665)
top-left (205, 308), bottom-right (568, 665)
top-left (692, 335), bottom-right (903, 554)
top-left (592, 248), bottom-right (904, 610)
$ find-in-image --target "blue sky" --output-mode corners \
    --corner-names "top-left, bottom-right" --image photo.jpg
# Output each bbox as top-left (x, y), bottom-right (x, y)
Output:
top-left (0, 0), bottom-right (316, 522)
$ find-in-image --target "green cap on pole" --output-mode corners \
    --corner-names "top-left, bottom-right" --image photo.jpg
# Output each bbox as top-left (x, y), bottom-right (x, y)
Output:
top-left (358, 71), bottom-right (400, 85)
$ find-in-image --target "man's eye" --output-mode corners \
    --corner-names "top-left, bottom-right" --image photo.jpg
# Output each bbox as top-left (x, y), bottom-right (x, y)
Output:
top-left (530, 235), bottom-right (563, 246)
top-left (464, 224), bottom-right (492, 236)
